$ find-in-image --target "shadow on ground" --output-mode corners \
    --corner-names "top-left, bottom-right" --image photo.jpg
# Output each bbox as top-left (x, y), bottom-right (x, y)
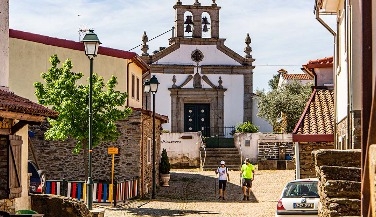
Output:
top-left (124, 207), bottom-right (219, 216)
top-left (156, 171), bottom-right (258, 203)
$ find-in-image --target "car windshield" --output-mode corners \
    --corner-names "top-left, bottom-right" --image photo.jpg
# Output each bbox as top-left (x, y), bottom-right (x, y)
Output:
top-left (282, 181), bottom-right (319, 198)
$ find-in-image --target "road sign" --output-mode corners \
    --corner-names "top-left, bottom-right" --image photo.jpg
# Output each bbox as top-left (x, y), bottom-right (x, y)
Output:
top-left (108, 147), bottom-right (118, 155)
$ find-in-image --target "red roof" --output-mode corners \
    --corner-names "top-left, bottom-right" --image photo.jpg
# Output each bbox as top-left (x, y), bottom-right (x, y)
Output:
top-left (0, 89), bottom-right (58, 118)
top-left (304, 56), bottom-right (333, 68)
top-left (292, 87), bottom-right (334, 142)
top-left (282, 73), bottom-right (313, 80)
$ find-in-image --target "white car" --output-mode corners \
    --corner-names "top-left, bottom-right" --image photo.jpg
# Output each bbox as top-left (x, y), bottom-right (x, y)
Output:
top-left (275, 178), bottom-right (319, 217)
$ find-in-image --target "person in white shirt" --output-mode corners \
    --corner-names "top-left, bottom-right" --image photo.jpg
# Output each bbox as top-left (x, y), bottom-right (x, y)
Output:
top-left (215, 160), bottom-right (230, 200)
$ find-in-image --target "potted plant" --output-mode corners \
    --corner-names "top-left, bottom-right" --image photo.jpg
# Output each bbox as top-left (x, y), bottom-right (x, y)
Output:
top-left (159, 148), bottom-right (171, 186)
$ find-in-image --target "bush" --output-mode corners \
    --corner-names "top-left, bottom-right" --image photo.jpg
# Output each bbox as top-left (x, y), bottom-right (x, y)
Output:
top-left (235, 121), bottom-right (259, 133)
top-left (159, 148), bottom-right (171, 174)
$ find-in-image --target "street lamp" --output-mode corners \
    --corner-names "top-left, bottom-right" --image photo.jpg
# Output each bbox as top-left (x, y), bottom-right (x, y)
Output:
top-left (144, 75), bottom-right (159, 199)
top-left (82, 29), bottom-right (101, 210)
top-left (143, 79), bottom-right (150, 110)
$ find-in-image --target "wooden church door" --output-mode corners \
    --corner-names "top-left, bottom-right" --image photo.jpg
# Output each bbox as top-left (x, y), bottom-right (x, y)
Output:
top-left (184, 104), bottom-right (210, 137)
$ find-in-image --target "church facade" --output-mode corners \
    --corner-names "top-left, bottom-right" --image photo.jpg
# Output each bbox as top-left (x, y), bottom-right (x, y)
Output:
top-left (141, 0), bottom-right (256, 137)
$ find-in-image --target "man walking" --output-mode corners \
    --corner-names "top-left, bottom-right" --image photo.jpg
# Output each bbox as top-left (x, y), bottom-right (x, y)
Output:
top-left (241, 158), bottom-right (255, 201)
top-left (215, 160), bottom-right (230, 200)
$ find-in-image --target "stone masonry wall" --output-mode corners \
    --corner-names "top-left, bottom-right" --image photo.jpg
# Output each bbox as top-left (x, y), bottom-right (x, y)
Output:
top-left (313, 149), bottom-right (361, 217)
top-left (0, 199), bottom-right (15, 214)
top-left (299, 142), bottom-right (334, 179)
top-left (29, 110), bottom-right (163, 198)
top-left (258, 142), bottom-right (294, 160)
top-left (31, 194), bottom-right (91, 217)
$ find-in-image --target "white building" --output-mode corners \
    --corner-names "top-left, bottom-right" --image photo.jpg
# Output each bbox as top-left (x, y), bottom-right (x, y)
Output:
top-left (140, 0), bottom-right (267, 137)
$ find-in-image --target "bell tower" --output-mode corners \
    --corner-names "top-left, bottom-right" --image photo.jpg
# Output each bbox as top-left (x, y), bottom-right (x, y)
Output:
top-left (173, 0), bottom-right (220, 39)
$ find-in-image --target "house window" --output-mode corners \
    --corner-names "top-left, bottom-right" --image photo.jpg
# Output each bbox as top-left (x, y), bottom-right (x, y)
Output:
top-left (136, 77), bottom-right (140, 101)
top-left (131, 74), bottom-right (135, 99)
top-left (147, 138), bottom-right (151, 164)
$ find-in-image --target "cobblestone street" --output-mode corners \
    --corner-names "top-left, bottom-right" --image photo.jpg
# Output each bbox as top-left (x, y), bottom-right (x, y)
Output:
top-left (104, 168), bottom-right (295, 217)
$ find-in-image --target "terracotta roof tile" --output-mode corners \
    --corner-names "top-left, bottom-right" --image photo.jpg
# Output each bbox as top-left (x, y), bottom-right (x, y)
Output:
top-left (0, 89), bottom-right (58, 118)
top-left (282, 73), bottom-right (313, 80)
top-left (293, 88), bottom-right (334, 135)
top-left (304, 56), bottom-right (333, 68)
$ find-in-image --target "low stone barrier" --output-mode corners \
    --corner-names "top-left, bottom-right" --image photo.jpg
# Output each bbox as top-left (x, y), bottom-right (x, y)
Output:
top-left (31, 194), bottom-right (91, 217)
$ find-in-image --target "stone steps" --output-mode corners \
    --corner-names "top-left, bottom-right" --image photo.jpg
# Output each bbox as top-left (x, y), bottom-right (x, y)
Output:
top-left (202, 147), bottom-right (241, 171)
top-left (320, 198), bottom-right (361, 217)
top-left (313, 149), bottom-right (361, 217)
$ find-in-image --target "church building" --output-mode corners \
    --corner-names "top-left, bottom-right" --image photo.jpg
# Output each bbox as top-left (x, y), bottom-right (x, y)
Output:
top-left (141, 0), bottom-right (256, 137)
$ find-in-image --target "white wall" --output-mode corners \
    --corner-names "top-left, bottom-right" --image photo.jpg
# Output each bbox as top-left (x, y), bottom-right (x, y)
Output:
top-left (14, 126), bottom-right (30, 210)
top-left (336, 11), bottom-right (349, 122)
top-left (156, 44), bottom-right (241, 65)
top-left (234, 133), bottom-right (293, 163)
top-left (315, 68), bottom-right (333, 86)
top-left (252, 98), bottom-right (273, 132)
top-left (160, 132), bottom-right (203, 167)
top-left (234, 133), bottom-right (259, 163)
top-left (155, 73), bottom-right (244, 130)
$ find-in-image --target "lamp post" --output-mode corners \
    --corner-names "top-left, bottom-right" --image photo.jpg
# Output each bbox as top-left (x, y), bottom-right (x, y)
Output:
top-left (144, 75), bottom-right (159, 199)
top-left (82, 29), bottom-right (101, 210)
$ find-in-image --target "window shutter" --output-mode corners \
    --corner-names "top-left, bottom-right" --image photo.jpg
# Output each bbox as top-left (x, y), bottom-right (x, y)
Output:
top-left (0, 136), bottom-right (8, 199)
top-left (8, 135), bottom-right (22, 199)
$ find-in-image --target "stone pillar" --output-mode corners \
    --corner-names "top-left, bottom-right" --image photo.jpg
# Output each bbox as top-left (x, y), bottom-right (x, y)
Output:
top-left (243, 73), bottom-right (253, 122)
top-left (0, 0), bottom-right (9, 88)
top-left (173, 5), bottom-right (185, 38)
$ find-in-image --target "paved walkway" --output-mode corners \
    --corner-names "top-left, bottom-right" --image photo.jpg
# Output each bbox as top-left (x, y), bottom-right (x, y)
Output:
top-left (103, 168), bottom-right (295, 217)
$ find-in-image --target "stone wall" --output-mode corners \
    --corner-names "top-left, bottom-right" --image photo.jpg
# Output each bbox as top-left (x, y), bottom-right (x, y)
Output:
top-left (258, 142), bottom-right (294, 160)
top-left (0, 199), bottom-right (15, 214)
top-left (336, 110), bottom-right (361, 149)
top-left (299, 142), bottom-right (334, 179)
top-left (313, 149), bottom-right (361, 217)
top-left (352, 110), bottom-right (361, 149)
top-left (29, 110), bottom-right (163, 198)
top-left (31, 194), bottom-right (91, 217)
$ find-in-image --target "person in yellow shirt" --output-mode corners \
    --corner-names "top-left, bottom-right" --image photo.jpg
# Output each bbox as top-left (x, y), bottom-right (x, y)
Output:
top-left (240, 158), bottom-right (255, 201)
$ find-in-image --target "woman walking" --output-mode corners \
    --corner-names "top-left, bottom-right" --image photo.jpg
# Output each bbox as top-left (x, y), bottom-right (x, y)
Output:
top-left (215, 160), bottom-right (230, 200)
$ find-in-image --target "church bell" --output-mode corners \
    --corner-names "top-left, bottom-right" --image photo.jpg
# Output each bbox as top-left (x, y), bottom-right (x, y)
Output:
top-left (184, 15), bottom-right (194, 33)
top-left (202, 16), bottom-right (210, 32)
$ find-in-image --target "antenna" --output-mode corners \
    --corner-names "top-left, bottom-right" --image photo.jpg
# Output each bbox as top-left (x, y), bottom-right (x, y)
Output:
top-left (78, 28), bottom-right (91, 42)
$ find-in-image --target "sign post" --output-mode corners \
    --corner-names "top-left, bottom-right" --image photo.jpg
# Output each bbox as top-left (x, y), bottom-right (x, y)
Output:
top-left (108, 147), bottom-right (118, 206)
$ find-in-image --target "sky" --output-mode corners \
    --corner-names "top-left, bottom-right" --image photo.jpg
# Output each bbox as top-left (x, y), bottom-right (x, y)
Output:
top-left (9, 0), bottom-right (336, 91)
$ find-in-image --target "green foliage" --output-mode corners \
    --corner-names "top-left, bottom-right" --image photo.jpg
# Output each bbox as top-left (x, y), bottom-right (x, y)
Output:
top-left (268, 73), bottom-right (280, 90)
top-left (256, 80), bottom-right (312, 133)
top-left (235, 121), bottom-right (259, 133)
top-left (159, 148), bottom-right (171, 174)
top-left (34, 55), bottom-right (132, 153)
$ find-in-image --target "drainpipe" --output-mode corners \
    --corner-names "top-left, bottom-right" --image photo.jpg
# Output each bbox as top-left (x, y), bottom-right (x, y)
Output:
top-left (345, 1), bottom-right (353, 149)
top-left (315, 0), bottom-right (337, 146)
top-left (126, 60), bottom-right (134, 107)
top-left (294, 142), bottom-right (300, 179)
top-left (315, 2), bottom-right (336, 36)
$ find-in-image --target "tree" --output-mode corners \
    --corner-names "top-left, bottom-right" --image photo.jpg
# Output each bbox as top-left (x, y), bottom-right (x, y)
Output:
top-left (34, 55), bottom-right (132, 154)
top-left (159, 148), bottom-right (171, 174)
top-left (256, 78), bottom-right (312, 133)
top-left (268, 73), bottom-right (280, 90)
